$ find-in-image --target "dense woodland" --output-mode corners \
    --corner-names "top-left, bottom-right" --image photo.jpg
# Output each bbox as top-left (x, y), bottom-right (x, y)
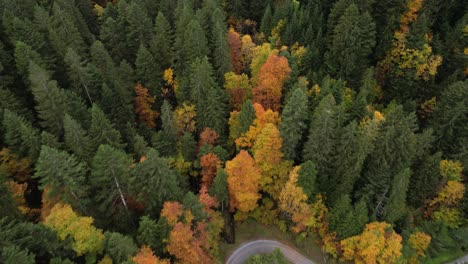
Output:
top-left (0, 0), bottom-right (467, 263)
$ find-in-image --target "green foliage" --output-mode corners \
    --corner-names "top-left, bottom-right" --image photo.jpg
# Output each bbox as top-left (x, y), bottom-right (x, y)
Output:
top-left (104, 232), bottom-right (138, 263)
top-left (280, 87), bottom-right (309, 160)
top-left (297, 160), bottom-right (317, 199)
top-left (2, 110), bottom-right (40, 160)
top-left (89, 104), bottom-right (124, 151)
top-left (63, 114), bottom-right (92, 161)
top-left (137, 216), bottom-right (169, 256)
top-left (245, 248), bottom-right (290, 264)
top-left (1, 245), bottom-right (35, 264)
top-left (210, 169), bottom-right (229, 211)
top-left (151, 12), bottom-right (173, 71)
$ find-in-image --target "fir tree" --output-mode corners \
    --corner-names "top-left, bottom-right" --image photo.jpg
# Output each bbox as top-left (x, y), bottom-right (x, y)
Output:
top-left (137, 216), bottom-right (169, 257)
top-left (150, 12), bottom-right (174, 71)
top-left (211, 169), bottom-right (229, 212)
top-left (34, 146), bottom-right (88, 210)
top-left (135, 45), bottom-right (161, 94)
top-left (2, 110), bottom-right (41, 160)
top-left (130, 148), bottom-right (182, 216)
top-left (89, 104), bottom-right (124, 151)
top-left (63, 114), bottom-right (92, 161)
top-left (212, 22), bottom-right (232, 84)
top-left (297, 160), bottom-right (317, 199)
top-left (29, 62), bottom-right (68, 137)
top-left (279, 87), bottom-right (309, 161)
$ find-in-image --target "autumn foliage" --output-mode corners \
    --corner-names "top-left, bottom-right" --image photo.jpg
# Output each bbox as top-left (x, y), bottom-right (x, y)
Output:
top-left (133, 246), bottom-right (169, 264)
top-left (226, 150), bottom-right (261, 212)
top-left (134, 83), bottom-right (158, 128)
top-left (253, 54), bottom-right (291, 111)
top-left (227, 29), bottom-right (243, 74)
top-left (200, 153), bottom-right (222, 188)
top-left (198, 127), bottom-right (220, 147)
top-left (340, 222), bottom-right (403, 264)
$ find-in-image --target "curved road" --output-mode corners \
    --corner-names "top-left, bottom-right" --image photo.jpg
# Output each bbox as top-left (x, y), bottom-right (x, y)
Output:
top-left (226, 240), bottom-right (316, 264)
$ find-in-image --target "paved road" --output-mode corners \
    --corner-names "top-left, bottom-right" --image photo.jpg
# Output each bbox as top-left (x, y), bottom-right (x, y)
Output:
top-left (449, 255), bottom-right (468, 264)
top-left (226, 240), bottom-right (316, 264)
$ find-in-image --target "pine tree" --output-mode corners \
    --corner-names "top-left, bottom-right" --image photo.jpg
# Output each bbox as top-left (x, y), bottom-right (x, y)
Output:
top-left (63, 114), bottom-right (92, 161)
top-left (150, 12), bottom-right (173, 71)
top-left (189, 57), bottom-right (228, 137)
top-left (34, 146), bottom-right (88, 210)
top-left (131, 148), bottom-right (182, 215)
top-left (28, 62), bottom-right (68, 137)
top-left (89, 104), bottom-right (124, 151)
top-left (90, 144), bottom-right (133, 230)
top-left (279, 87), bottom-right (309, 161)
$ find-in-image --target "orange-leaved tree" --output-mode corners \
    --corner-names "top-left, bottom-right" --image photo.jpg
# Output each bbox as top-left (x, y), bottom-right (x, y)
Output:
top-left (133, 246), bottom-right (170, 264)
top-left (134, 83), bottom-right (158, 128)
top-left (226, 150), bottom-right (261, 213)
top-left (227, 29), bottom-right (243, 74)
top-left (253, 54), bottom-right (291, 111)
top-left (408, 231), bottom-right (431, 264)
top-left (200, 153), bottom-right (222, 188)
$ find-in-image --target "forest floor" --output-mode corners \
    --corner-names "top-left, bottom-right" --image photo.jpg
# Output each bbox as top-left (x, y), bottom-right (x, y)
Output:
top-left (220, 219), bottom-right (328, 264)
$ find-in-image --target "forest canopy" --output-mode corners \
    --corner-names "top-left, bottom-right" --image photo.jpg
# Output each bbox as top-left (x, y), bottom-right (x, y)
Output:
top-left (0, 0), bottom-right (467, 263)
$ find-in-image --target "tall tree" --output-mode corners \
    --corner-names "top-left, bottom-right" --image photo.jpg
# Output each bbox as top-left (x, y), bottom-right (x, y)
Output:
top-left (131, 148), bottom-right (182, 215)
top-left (150, 12), bottom-right (173, 71)
top-left (135, 45), bottom-right (161, 94)
top-left (212, 22), bottom-right (232, 84)
top-left (152, 100), bottom-right (177, 157)
top-left (89, 104), bottom-right (124, 151)
top-left (226, 150), bottom-right (261, 213)
top-left (63, 114), bottom-right (92, 161)
top-left (279, 87), bottom-right (309, 160)
top-left (2, 110), bottom-right (40, 160)
top-left (89, 144), bottom-right (133, 230)
top-left (189, 57), bottom-right (228, 136)
top-left (29, 62), bottom-right (68, 137)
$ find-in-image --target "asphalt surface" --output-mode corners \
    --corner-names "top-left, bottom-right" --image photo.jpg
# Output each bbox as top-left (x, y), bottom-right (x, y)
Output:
top-left (226, 239), bottom-right (316, 264)
top-left (449, 255), bottom-right (468, 264)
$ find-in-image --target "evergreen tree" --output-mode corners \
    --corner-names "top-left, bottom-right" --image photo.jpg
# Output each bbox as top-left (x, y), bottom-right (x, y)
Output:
top-left (430, 81), bottom-right (468, 167)
top-left (189, 57), bottom-right (228, 137)
top-left (34, 146), bottom-right (88, 210)
top-left (383, 168), bottom-right (411, 223)
top-left (130, 148), bottom-right (182, 216)
top-left (408, 152), bottom-right (442, 207)
top-left (0, 170), bottom-right (19, 218)
top-left (29, 62), bottom-right (68, 137)
top-left (2, 110), bottom-right (41, 160)
top-left (179, 132), bottom-right (196, 162)
top-left (362, 105), bottom-right (417, 220)
top-left (64, 48), bottom-right (96, 105)
top-left (104, 232), bottom-right (138, 263)
top-left (210, 169), bottom-right (229, 212)
top-left (137, 216), bottom-right (169, 256)
top-left (297, 160), bottom-right (317, 199)
top-left (41, 131), bottom-right (62, 150)
top-left (13, 41), bottom-right (44, 84)
top-left (260, 4), bottom-right (273, 35)
top-left (302, 94), bottom-right (341, 192)
top-left (325, 4), bottom-right (376, 85)
top-left (332, 121), bottom-right (375, 201)
top-left (173, 5), bottom-right (195, 75)
top-left (89, 104), bottom-right (124, 151)
top-left (328, 195), bottom-right (369, 239)
top-left (0, 88), bottom-right (31, 121)
top-left (1, 245), bottom-right (35, 264)
top-left (212, 22), bottom-right (232, 84)
top-left (150, 12), bottom-right (174, 71)
top-left (153, 100), bottom-right (177, 157)
top-left (182, 19), bottom-right (210, 72)
top-left (279, 87), bottom-right (309, 161)
top-left (63, 114), bottom-right (92, 161)
top-left (90, 144), bottom-right (133, 230)
top-left (135, 45), bottom-right (161, 94)
top-left (125, 2), bottom-right (153, 59)
top-left (238, 100), bottom-right (256, 134)
top-left (90, 41), bottom-right (116, 86)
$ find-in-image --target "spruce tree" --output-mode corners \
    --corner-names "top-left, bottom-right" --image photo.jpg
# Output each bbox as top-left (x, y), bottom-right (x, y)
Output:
top-left (212, 21), bottom-right (232, 84)
top-left (130, 148), bottom-right (182, 216)
top-left (2, 110), bottom-right (41, 160)
top-left (150, 12), bottom-right (174, 71)
top-left (90, 144), bottom-right (133, 229)
top-left (137, 216), bottom-right (169, 257)
top-left (302, 94), bottom-right (341, 191)
top-left (34, 146), bottom-right (88, 210)
top-left (88, 104), bottom-right (124, 151)
top-left (63, 114), bottom-right (92, 161)
top-left (325, 4), bottom-right (376, 84)
top-left (297, 160), bottom-right (317, 199)
top-left (135, 45), bottom-right (161, 94)
top-left (179, 132), bottom-right (197, 162)
top-left (152, 100), bottom-right (177, 157)
top-left (13, 41), bottom-right (44, 84)
top-left (211, 168), bottom-right (229, 212)
top-left (279, 87), bottom-right (309, 161)
top-left (125, 2), bottom-right (153, 59)
top-left (260, 4), bottom-right (273, 35)
top-left (29, 62), bottom-right (68, 137)
top-left (182, 19), bottom-right (209, 72)
top-left (238, 100), bottom-right (255, 134)
top-left (189, 57), bottom-right (228, 137)
top-left (41, 131), bottom-right (62, 150)
top-left (64, 48), bottom-right (96, 105)
top-left (383, 168), bottom-right (411, 223)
